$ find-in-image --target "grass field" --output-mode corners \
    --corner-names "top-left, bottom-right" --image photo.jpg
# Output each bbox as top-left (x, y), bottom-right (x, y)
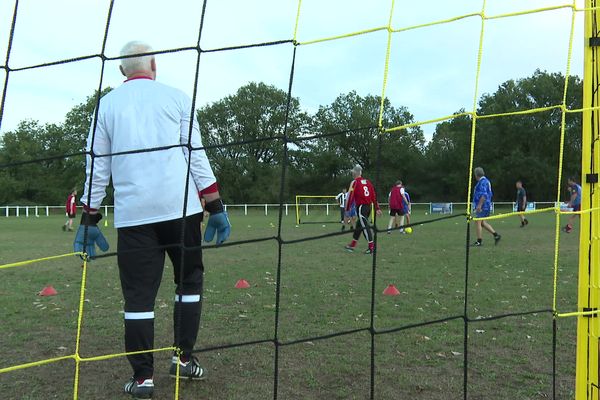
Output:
top-left (0, 205), bottom-right (581, 399)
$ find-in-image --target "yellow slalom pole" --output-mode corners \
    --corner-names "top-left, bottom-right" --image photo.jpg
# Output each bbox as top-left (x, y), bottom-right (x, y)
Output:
top-left (575, 2), bottom-right (600, 398)
top-left (295, 195), bottom-right (300, 225)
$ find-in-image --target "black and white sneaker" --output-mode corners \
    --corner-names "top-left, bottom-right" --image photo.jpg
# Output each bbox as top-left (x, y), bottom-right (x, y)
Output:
top-left (124, 377), bottom-right (154, 399)
top-left (169, 355), bottom-right (206, 380)
top-left (494, 234), bottom-right (501, 245)
top-left (470, 241), bottom-right (482, 247)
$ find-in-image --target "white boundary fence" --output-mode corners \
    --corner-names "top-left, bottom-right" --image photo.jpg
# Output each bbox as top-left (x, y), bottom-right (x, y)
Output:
top-left (1, 201), bottom-right (559, 218)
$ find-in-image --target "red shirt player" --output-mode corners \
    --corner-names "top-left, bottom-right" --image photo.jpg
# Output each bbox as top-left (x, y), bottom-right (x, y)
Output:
top-left (62, 189), bottom-right (77, 232)
top-left (387, 180), bottom-right (410, 233)
top-left (345, 165), bottom-right (382, 254)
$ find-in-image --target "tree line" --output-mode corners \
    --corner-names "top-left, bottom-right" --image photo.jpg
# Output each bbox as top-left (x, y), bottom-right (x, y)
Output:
top-left (0, 70), bottom-right (582, 206)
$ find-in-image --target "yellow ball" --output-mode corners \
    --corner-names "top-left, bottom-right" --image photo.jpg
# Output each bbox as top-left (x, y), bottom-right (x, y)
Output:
top-left (405, 227), bottom-right (413, 234)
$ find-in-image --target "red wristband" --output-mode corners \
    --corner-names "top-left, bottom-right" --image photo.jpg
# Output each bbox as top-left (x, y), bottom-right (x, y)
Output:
top-left (82, 204), bottom-right (98, 213)
top-left (199, 182), bottom-right (219, 196)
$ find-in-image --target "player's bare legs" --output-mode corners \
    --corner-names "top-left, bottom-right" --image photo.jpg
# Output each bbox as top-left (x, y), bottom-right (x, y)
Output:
top-left (473, 220), bottom-right (501, 246)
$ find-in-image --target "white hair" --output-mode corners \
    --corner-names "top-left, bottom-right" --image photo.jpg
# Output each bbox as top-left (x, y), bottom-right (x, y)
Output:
top-left (352, 164), bottom-right (362, 176)
top-left (120, 41), bottom-right (154, 76)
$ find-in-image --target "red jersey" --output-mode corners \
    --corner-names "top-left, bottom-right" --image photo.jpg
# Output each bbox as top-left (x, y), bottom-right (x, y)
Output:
top-left (346, 177), bottom-right (380, 211)
top-left (388, 185), bottom-right (404, 210)
top-left (66, 194), bottom-right (77, 215)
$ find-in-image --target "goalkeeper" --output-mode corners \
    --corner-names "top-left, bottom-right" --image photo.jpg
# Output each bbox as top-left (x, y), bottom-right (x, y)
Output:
top-left (75, 41), bottom-right (231, 399)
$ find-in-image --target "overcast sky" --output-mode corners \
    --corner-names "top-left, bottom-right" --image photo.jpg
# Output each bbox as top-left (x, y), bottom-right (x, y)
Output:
top-left (0, 0), bottom-right (586, 139)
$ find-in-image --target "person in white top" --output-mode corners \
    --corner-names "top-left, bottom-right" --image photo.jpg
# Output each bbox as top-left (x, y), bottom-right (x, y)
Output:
top-left (75, 41), bottom-right (231, 399)
top-left (335, 188), bottom-right (350, 231)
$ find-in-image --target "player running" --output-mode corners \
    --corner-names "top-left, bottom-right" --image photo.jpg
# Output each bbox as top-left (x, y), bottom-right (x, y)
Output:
top-left (344, 165), bottom-right (382, 254)
top-left (563, 177), bottom-right (582, 233)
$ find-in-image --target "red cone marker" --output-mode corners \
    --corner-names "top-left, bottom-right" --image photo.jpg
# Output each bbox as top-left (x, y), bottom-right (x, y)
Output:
top-left (382, 284), bottom-right (400, 296)
top-left (38, 285), bottom-right (58, 296)
top-left (235, 279), bottom-right (250, 289)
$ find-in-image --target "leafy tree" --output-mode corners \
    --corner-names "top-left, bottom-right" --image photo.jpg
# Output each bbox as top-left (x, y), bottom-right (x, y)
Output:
top-left (475, 70), bottom-right (582, 201)
top-left (0, 89), bottom-right (112, 205)
top-left (424, 70), bottom-right (582, 202)
top-left (198, 82), bottom-right (311, 203)
top-left (424, 112), bottom-right (472, 201)
top-left (307, 91), bottom-right (426, 198)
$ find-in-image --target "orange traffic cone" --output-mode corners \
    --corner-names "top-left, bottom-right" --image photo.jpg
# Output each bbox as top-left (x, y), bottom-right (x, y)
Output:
top-left (382, 284), bottom-right (400, 296)
top-left (38, 285), bottom-right (58, 296)
top-left (235, 279), bottom-right (250, 289)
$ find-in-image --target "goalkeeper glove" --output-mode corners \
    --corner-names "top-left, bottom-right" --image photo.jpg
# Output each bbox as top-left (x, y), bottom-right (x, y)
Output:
top-left (74, 212), bottom-right (110, 259)
top-left (203, 198), bottom-right (231, 245)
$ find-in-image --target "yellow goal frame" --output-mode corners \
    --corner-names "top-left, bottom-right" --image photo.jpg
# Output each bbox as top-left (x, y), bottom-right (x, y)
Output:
top-left (576, 3), bottom-right (600, 398)
top-left (295, 195), bottom-right (338, 225)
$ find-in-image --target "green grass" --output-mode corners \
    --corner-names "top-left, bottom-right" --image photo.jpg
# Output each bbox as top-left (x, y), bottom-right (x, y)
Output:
top-left (0, 207), bottom-right (579, 399)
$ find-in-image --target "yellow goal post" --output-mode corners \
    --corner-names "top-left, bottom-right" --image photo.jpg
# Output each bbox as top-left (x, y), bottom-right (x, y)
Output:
top-left (295, 195), bottom-right (338, 225)
top-left (575, 3), bottom-right (600, 398)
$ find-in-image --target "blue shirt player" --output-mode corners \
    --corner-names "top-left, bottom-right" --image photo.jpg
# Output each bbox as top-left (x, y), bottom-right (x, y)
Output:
top-left (563, 177), bottom-right (582, 233)
top-left (471, 167), bottom-right (501, 246)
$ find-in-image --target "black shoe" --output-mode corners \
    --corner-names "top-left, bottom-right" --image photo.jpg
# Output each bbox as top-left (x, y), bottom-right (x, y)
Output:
top-left (494, 234), bottom-right (501, 245)
top-left (470, 241), bottom-right (482, 247)
top-left (364, 248), bottom-right (373, 254)
top-left (170, 355), bottom-right (206, 380)
top-left (124, 378), bottom-right (154, 399)
top-left (61, 225), bottom-right (66, 231)
top-left (524, 219), bottom-right (529, 226)
top-left (341, 225), bottom-right (346, 231)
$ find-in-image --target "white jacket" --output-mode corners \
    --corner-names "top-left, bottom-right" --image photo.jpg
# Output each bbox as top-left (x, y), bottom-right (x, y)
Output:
top-left (81, 78), bottom-right (216, 228)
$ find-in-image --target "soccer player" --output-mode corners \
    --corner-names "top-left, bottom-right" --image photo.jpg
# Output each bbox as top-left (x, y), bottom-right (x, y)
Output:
top-left (471, 167), bottom-right (501, 246)
top-left (76, 41), bottom-right (231, 399)
top-left (335, 188), bottom-right (349, 231)
top-left (387, 180), bottom-right (406, 234)
top-left (344, 164), bottom-right (382, 254)
top-left (403, 189), bottom-right (412, 227)
top-left (515, 180), bottom-right (529, 227)
top-left (345, 189), bottom-right (357, 230)
top-left (388, 181), bottom-right (410, 233)
top-left (563, 176), bottom-right (582, 233)
top-left (62, 189), bottom-right (77, 232)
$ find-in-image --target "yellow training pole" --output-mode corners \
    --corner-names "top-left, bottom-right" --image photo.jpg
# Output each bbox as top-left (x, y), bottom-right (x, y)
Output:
top-left (295, 195), bottom-right (300, 225)
top-left (575, 2), bottom-right (600, 398)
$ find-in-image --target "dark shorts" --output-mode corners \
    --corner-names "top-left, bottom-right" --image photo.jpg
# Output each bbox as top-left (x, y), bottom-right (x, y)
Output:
top-left (389, 208), bottom-right (405, 216)
top-left (572, 204), bottom-right (581, 212)
top-left (346, 207), bottom-right (357, 218)
top-left (68, 213), bottom-right (76, 219)
top-left (516, 205), bottom-right (526, 212)
top-left (476, 209), bottom-right (490, 218)
top-left (117, 213), bottom-right (204, 312)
